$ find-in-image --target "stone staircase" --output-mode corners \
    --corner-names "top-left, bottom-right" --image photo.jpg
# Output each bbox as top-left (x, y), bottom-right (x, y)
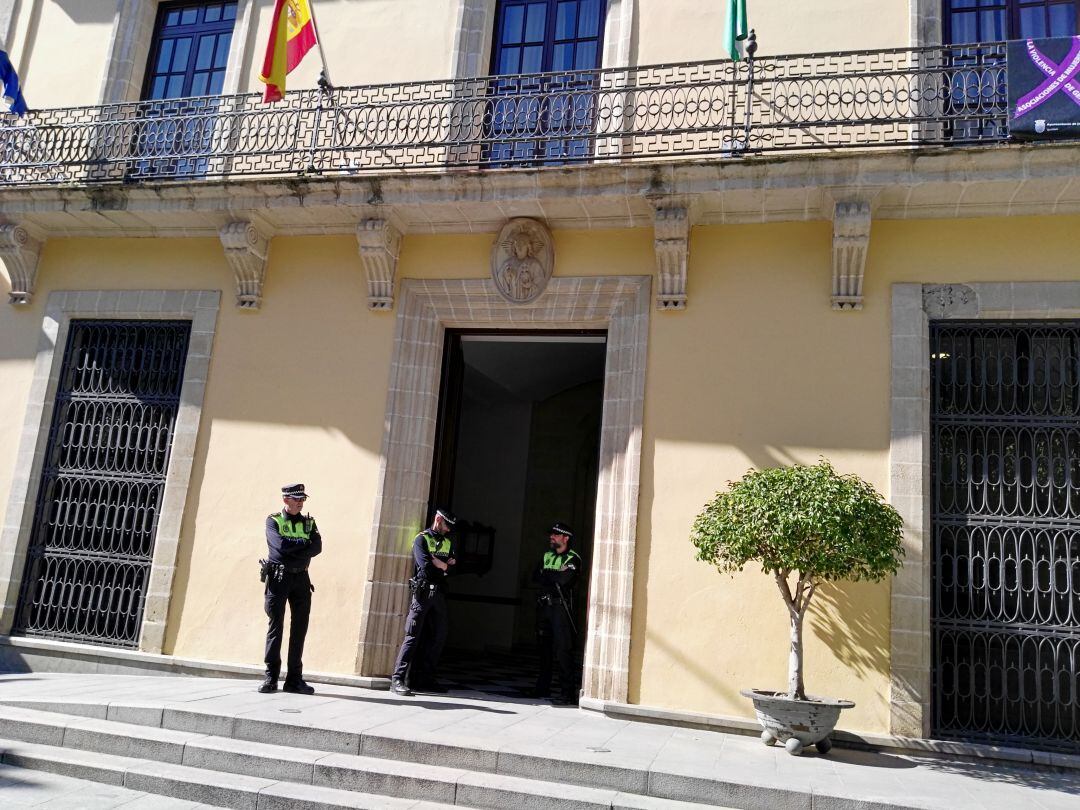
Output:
top-left (0, 702), bottom-right (727, 810)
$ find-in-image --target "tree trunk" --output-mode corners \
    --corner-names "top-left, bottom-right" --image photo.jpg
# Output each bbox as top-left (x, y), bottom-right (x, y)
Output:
top-left (788, 605), bottom-right (806, 701)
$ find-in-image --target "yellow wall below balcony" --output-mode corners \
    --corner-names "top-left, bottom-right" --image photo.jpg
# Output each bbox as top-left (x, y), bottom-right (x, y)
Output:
top-left (3, 214), bottom-right (1080, 734)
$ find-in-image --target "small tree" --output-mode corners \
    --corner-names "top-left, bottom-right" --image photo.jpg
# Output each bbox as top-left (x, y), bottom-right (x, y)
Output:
top-left (691, 460), bottom-right (904, 701)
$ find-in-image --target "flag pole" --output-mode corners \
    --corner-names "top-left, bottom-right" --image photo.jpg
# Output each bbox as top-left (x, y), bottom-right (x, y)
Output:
top-left (306, 0), bottom-right (334, 91)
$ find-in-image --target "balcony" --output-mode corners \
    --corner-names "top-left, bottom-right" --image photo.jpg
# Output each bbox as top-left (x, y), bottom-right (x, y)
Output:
top-left (0, 42), bottom-right (1015, 188)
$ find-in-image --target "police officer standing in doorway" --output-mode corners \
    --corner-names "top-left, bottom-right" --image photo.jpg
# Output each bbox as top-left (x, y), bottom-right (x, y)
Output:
top-left (390, 508), bottom-right (457, 696)
top-left (531, 522), bottom-right (582, 705)
top-left (259, 483), bottom-right (322, 695)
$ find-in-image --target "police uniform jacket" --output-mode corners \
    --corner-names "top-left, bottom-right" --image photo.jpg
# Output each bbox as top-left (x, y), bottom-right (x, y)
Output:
top-left (534, 547), bottom-right (582, 597)
top-left (412, 530), bottom-right (454, 583)
top-left (265, 511), bottom-right (323, 566)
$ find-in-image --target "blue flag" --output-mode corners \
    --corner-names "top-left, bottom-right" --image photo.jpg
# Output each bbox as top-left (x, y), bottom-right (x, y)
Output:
top-left (0, 50), bottom-right (27, 115)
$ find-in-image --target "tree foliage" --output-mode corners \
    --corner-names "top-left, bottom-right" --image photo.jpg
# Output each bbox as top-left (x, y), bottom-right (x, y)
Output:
top-left (690, 460), bottom-right (905, 700)
top-left (691, 460), bottom-right (904, 584)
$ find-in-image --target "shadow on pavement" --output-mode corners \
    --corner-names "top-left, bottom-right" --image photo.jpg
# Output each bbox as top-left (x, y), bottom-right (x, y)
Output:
top-left (909, 755), bottom-right (1080, 795)
top-left (311, 692), bottom-right (517, 714)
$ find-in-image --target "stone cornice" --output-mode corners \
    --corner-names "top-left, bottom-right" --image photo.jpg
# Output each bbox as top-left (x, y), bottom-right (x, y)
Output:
top-left (1, 143), bottom-right (1078, 239)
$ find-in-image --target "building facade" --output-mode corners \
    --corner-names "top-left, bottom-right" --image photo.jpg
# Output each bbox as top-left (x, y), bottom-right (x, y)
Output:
top-left (1, 0), bottom-right (1078, 754)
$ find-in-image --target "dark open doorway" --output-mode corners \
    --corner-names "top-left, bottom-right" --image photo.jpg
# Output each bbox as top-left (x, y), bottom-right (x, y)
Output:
top-left (428, 330), bottom-right (606, 696)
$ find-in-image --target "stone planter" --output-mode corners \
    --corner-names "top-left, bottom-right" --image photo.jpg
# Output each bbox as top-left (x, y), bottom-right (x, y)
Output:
top-left (740, 689), bottom-right (854, 756)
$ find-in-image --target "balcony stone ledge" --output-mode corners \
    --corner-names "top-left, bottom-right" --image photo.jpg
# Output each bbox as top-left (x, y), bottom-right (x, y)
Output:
top-left (0, 142), bottom-right (1077, 240)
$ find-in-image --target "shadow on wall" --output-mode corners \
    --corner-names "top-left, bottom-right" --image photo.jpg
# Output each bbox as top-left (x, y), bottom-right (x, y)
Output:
top-left (809, 580), bottom-right (890, 681)
top-left (628, 438), bottom-right (848, 704)
top-left (642, 624), bottom-right (746, 709)
top-left (52, 1), bottom-right (126, 25)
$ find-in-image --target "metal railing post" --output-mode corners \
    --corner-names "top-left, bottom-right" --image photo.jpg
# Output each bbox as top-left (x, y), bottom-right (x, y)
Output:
top-left (742, 30), bottom-right (758, 153)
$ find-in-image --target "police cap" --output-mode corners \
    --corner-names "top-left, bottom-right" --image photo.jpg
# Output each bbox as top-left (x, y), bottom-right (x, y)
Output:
top-left (281, 483), bottom-right (309, 500)
top-left (549, 522), bottom-right (574, 539)
top-left (435, 508), bottom-right (458, 526)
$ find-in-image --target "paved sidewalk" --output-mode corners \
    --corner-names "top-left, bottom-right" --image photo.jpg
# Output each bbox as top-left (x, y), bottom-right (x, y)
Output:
top-left (0, 762), bottom-right (220, 807)
top-left (1, 673), bottom-right (1078, 809)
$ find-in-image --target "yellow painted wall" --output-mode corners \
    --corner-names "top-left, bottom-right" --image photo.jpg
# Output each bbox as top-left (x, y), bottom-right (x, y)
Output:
top-left (0, 236), bottom-right (392, 675)
top-left (634, 0), bottom-right (909, 64)
top-left (630, 214), bottom-right (1080, 734)
top-left (242, 0), bottom-right (462, 92)
top-left (7, 0), bottom-right (116, 109)
top-left (10, 0), bottom-right (915, 113)
top-left (3, 214), bottom-right (1080, 733)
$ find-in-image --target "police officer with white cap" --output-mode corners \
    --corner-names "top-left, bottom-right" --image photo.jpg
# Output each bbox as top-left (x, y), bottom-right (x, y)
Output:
top-left (258, 483), bottom-right (322, 694)
top-left (531, 521), bottom-right (582, 705)
top-left (390, 508), bottom-right (457, 696)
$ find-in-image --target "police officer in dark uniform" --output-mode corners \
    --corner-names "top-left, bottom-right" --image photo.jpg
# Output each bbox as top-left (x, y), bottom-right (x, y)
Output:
top-left (390, 508), bottom-right (457, 696)
top-left (258, 483), bottom-right (322, 694)
top-left (532, 521), bottom-right (582, 705)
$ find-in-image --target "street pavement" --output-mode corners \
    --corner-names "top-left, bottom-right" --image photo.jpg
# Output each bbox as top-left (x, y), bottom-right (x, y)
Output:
top-left (0, 672), bottom-right (1078, 809)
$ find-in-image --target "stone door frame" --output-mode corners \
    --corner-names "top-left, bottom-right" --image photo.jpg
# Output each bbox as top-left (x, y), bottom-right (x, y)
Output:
top-left (355, 276), bottom-right (650, 702)
top-left (888, 281), bottom-right (1080, 738)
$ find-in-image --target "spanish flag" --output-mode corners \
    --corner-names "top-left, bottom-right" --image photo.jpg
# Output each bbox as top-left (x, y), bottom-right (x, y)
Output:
top-left (259, 0), bottom-right (318, 103)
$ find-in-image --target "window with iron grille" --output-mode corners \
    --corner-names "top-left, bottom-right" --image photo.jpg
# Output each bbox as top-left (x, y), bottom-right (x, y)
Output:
top-left (133, 1), bottom-right (238, 178)
top-left (13, 320), bottom-right (192, 648)
top-left (930, 321), bottom-right (1080, 753)
top-left (486, 0), bottom-right (607, 165)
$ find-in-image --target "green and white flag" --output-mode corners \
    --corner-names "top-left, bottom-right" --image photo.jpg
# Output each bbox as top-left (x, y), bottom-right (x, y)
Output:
top-left (724, 0), bottom-right (749, 61)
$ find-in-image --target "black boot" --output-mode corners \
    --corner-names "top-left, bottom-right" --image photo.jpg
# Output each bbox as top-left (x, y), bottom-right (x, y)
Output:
top-left (390, 677), bottom-right (413, 696)
top-left (257, 675), bottom-right (277, 694)
top-left (282, 679), bottom-right (315, 695)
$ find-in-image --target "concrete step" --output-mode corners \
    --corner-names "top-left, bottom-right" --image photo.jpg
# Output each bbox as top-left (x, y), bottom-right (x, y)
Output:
top-left (0, 761), bottom-right (219, 809)
top-left (0, 738), bottom-right (459, 809)
top-left (0, 698), bottom-right (685, 797)
top-left (0, 707), bottom-right (728, 810)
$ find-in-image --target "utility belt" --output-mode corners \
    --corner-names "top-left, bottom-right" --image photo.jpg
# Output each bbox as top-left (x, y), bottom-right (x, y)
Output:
top-left (408, 575), bottom-right (444, 595)
top-left (259, 559), bottom-right (308, 583)
top-left (537, 592), bottom-right (561, 607)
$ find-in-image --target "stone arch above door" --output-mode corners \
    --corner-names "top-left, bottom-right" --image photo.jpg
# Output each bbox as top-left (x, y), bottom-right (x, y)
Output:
top-left (355, 275), bottom-right (650, 703)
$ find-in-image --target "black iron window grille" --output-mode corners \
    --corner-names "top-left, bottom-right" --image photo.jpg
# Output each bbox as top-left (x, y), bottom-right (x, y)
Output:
top-left (931, 321), bottom-right (1080, 753)
top-left (13, 320), bottom-right (192, 648)
top-left (0, 42), bottom-right (1018, 186)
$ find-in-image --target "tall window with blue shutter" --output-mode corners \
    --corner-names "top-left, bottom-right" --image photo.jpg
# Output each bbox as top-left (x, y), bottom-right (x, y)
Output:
top-left (943, 0), bottom-right (1078, 43)
top-left (486, 0), bottom-right (607, 165)
top-left (134, 2), bottom-right (238, 178)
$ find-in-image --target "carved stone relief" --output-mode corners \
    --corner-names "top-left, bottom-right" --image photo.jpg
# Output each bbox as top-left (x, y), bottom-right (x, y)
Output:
top-left (831, 201), bottom-right (872, 311)
top-left (0, 224), bottom-right (42, 305)
top-left (218, 221), bottom-right (269, 310)
top-left (651, 204), bottom-right (690, 310)
top-left (922, 284), bottom-right (978, 319)
top-left (357, 218), bottom-right (402, 311)
top-left (490, 218), bottom-right (555, 304)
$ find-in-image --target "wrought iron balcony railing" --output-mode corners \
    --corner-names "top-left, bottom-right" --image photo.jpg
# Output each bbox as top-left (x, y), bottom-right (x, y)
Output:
top-left (0, 42), bottom-right (1012, 187)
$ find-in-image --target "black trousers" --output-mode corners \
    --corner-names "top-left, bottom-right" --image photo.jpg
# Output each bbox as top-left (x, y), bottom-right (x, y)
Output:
top-left (263, 570), bottom-right (312, 684)
top-left (392, 587), bottom-right (448, 683)
top-left (536, 600), bottom-right (576, 699)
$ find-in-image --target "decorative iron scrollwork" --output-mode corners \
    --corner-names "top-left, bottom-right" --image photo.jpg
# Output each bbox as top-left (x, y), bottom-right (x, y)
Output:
top-left (930, 321), bottom-right (1080, 753)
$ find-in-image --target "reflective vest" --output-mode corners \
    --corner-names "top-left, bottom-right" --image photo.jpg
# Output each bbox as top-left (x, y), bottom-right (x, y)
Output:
top-left (543, 548), bottom-right (581, 571)
top-left (423, 530), bottom-right (453, 559)
top-left (272, 512), bottom-right (314, 542)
